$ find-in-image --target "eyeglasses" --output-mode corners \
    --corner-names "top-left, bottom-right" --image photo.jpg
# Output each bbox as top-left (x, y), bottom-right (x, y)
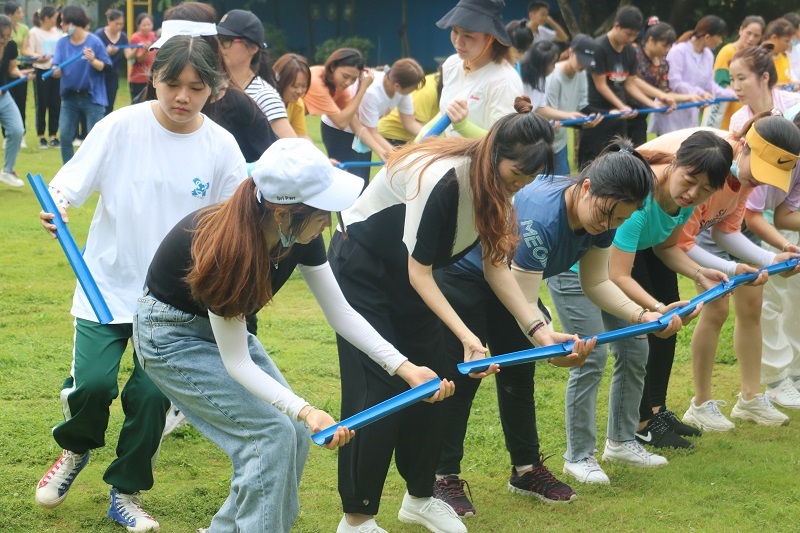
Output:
top-left (218, 36), bottom-right (244, 49)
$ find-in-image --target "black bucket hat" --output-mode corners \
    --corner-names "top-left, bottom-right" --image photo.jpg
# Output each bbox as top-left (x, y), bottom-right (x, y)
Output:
top-left (436, 0), bottom-right (512, 47)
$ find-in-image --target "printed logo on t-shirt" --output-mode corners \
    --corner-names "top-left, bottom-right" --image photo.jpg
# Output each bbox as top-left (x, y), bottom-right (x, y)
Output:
top-left (191, 177), bottom-right (210, 199)
top-left (607, 61), bottom-right (628, 84)
top-left (520, 220), bottom-right (548, 267)
top-left (469, 95), bottom-right (481, 102)
top-left (698, 208), bottom-right (728, 231)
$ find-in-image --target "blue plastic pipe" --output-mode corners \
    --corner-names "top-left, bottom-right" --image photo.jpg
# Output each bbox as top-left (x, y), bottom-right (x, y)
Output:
top-left (312, 378), bottom-right (442, 445)
top-left (557, 97), bottom-right (740, 127)
top-left (27, 174), bottom-right (114, 325)
top-left (458, 258), bottom-right (800, 375)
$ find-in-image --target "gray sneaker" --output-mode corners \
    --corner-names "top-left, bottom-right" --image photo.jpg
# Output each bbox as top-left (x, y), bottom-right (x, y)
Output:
top-left (731, 392), bottom-right (790, 426)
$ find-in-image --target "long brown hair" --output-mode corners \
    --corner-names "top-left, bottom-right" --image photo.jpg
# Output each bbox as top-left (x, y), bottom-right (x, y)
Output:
top-left (386, 96), bottom-right (554, 264)
top-left (185, 179), bottom-right (321, 317)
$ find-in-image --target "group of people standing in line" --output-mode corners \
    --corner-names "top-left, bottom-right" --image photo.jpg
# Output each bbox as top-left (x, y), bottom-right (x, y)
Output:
top-left (16, 1), bottom-right (800, 532)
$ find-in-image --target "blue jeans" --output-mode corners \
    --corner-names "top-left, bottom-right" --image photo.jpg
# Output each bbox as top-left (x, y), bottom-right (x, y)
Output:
top-left (546, 271), bottom-right (648, 462)
top-left (554, 146), bottom-right (571, 176)
top-left (133, 294), bottom-right (310, 533)
top-left (58, 92), bottom-right (105, 163)
top-left (0, 92), bottom-right (23, 172)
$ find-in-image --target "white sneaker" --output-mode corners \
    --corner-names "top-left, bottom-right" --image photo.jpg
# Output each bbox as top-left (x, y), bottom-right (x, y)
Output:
top-left (682, 398), bottom-right (735, 432)
top-left (337, 515), bottom-right (388, 533)
top-left (563, 456), bottom-right (610, 484)
top-left (0, 169), bottom-right (24, 187)
top-left (731, 392), bottom-right (790, 426)
top-left (20, 137), bottom-right (27, 148)
top-left (601, 439), bottom-right (667, 467)
top-left (792, 378), bottom-right (800, 392)
top-left (768, 379), bottom-right (800, 409)
top-left (35, 449), bottom-right (90, 508)
top-left (108, 488), bottom-right (160, 532)
top-left (162, 403), bottom-right (189, 436)
top-left (398, 492), bottom-right (466, 533)
top-left (72, 138), bottom-right (82, 147)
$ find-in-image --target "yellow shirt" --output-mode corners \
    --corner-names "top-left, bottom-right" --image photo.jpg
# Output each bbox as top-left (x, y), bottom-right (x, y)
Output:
top-left (774, 53), bottom-right (792, 84)
top-left (378, 73), bottom-right (440, 142)
top-left (286, 98), bottom-right (307, 137)
top-left (713, 43), bottom-right (741, 130)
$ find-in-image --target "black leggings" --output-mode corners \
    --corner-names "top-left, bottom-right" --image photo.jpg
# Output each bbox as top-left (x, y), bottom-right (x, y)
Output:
top-left (578, 113), bottom-right (627, 168)
top-left (328, 233), bottom-right (446, 516)
top-left (435, 266), bottom-right (541, 475)
top-left (320, 121), bottom-right (371, 191)
top-left (34, 69), bottom-right (60, 137)
top-left (631, 248), bottom-right (680, 421)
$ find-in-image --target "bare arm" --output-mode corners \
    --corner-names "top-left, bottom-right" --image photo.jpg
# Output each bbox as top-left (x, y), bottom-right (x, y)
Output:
top-left (774, 203), bottom-right (800, 233)
top-left (399, 111), bottom-right (423, 137)
top-left (592, 73), bottom-right (630, 111)
top-left (326, 70), bottom-right (374, 130)
top-left (268, 117), bottom-right (298, 139)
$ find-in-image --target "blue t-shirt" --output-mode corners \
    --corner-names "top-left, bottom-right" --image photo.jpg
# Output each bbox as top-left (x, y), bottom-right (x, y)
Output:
top-left (454, 178), bottom-right (615, 281)
top-left (613, 193), bottom-right (694, 252)
top-left (94, 28), bottom-right (129, 77)
top-left (53, 33), bottom-right (112, 107)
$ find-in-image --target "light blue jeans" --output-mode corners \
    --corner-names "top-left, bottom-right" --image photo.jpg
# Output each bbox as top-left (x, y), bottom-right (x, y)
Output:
top-left (554, 146), bottom-right (571, 176)
top-left (0, 91), bottom-right (24, 172)
top-left (58, 92), bottom-right (105, 163)
top-left (546, 271), bottom-right (648, 463)
top-left (132, 293), bottom-right (310, 533)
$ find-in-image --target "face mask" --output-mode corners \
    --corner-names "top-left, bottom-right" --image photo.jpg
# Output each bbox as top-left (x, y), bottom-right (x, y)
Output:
top-left (277, 223), bottom-right (296, 248)
top-left (729, 160), bottom-right (739, 178)
top-left (67, 25), bottom-right (75, 36)
top-left (793, 39), bottom-right (800, 47)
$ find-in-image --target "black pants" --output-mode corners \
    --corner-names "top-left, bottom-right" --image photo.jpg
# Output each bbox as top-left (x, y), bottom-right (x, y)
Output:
top-left (627, 113), bottom-right (648, 147)
top-left (320, 121), bottom-right (371, 191)
top-left (34, 69), bottom-right (60, 137)
top-left (631, 248), bottom-right (680, 421)
top-left (10, 76), bottom-right (27, 132)
top-left (577, 112), bottom-right (627, 168)
top-left (104, 73), bottom-right (119, 116)
top-left (328, 232), bottom-right (445, 516)
top-left (435, 266), bottom-right (540, 475)
top-left (129, 82), bottom-right (147, 103)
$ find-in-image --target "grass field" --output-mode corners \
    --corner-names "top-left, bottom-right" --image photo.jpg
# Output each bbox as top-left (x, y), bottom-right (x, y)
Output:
top-left (1, 85), bottom-right (798, 532)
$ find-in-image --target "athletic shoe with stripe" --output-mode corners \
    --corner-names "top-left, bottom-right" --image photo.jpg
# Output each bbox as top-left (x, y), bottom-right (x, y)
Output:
top-left (508, 455), bottom-right (577, 503)
top-left (433, 475), bottom-right (476, 517)
top-left (108, 488), bottom-right (160, 532)
top-left (35, 449), bottom-right (90, 508)
top-left (654, 408), bottom-right (702, 437)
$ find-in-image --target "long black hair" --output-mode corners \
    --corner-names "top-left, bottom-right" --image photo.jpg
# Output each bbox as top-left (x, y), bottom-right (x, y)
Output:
top-left (519, 40), bottom-right (559, 92)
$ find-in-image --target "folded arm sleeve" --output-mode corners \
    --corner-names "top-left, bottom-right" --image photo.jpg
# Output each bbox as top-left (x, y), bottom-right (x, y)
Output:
top-left (711, 227), bottom-right (776, 267)
top-left (298, 263), bottom-right (408, 374)
top-left (208, 311), bottom-right (307, 420)
top-left (578, 246), bottom-right (641, 321)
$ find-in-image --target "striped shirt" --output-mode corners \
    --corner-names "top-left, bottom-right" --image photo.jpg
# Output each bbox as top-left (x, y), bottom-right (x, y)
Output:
top-left (245, 75), bottom-right (288, 122)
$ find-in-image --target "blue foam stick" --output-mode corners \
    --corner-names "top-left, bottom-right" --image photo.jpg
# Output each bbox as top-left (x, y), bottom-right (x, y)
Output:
top-left (27, 173), bottom-right (114, 325)
top-left (337, 161), bottom-right (385, 170)
top-left (458, 259), bottom-right (800, 375)
top-left (0, 75), bottom-right (31, 94)
top-left (41, 52), bottom-right (86, 80)
top-left (311, 378), bottom-right (441, 446)
top-left (557, 98), bottom-right (739, 127)
top-left (424, 115), bottom-right (452, 138)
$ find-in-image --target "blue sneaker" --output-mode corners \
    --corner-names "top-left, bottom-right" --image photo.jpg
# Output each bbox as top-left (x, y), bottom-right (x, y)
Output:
top-left (108, 488), bottom-right (160, 532)
top-left (35, 449), bottom-right (90, 508)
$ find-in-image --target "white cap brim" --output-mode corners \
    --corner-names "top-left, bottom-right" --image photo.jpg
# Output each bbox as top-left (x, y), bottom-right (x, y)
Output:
top-left (150, 21), bottom-right (217, 50)
top-left (303, 167), bottom-right (363, 212)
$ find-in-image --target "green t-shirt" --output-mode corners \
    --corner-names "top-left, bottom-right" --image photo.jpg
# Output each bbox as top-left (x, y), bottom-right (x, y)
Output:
top-left (613, 193), bottom-right (694, 252)
top-left (11, 23), bottom-right (29, 54)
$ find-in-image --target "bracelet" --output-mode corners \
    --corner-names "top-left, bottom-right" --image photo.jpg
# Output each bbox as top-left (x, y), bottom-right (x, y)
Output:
top-left (524, 318), bottom-right (539, 333)
top-left (528, 321), bottom-right (546, 338)
top-left (637, 307), bottom-right (648, 325)
top-left (782, 242), bottom-right (792, 252)
top-left (653, 302), bottom-right (664, 312)
top-left (299, 404), bottom-right (317, 427)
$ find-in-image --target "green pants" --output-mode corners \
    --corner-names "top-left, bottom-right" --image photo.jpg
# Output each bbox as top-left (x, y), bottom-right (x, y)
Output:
top-left (52, 318), bottom-right (170, 493)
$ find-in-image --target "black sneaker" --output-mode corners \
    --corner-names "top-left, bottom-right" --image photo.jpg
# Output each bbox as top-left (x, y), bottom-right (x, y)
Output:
top-left (433, 475), bottom-right (475, 517)
top-left (48, 137), bottom-right (60, 148)
top-left (38, 138), bottom-right (48, 149)
top-left (636, 416), bottom-right (694, 449)
top-left (508, 455), bottom-right (577, 503)
top-left (655, 408), bottom-right (702, 437)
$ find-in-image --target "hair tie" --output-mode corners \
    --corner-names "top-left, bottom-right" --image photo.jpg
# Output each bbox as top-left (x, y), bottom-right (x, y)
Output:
top-left (619, 147), bottom-right (631, 154)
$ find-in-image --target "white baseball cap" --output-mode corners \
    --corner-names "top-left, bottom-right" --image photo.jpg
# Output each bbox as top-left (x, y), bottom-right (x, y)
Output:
top-left (252, 138), bottom-right (363, 212)
top-left (150, 20), bottom-right (218, 50)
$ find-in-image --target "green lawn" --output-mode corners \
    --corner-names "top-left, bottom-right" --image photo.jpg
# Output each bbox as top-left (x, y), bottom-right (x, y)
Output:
top-left (0, 85), bottom-right (798, 532)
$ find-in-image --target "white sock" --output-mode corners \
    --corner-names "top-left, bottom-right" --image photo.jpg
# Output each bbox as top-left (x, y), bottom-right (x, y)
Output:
top-left (515, 464), bottom-right (533, 474)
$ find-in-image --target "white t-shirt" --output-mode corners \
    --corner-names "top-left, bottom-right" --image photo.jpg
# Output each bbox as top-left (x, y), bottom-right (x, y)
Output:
top-left (48, 103), bottom-right (247, 323)
top-left (358, 71), bottom-right (414, 128)
top-left (245, 75), bottom-right (288, 122)
top-left (545, 65), bottom-right (588, 153)
top-left (729, 89), bottom-right (800, 133)
top-left (788, 43), bottom-right (800, 81)
top-left (533, 25), bottom-right (557, 43)
top-left (28, 26), bottom-right (64, 69)
top-left (522, 83), bottom-right (547, 110)
top-left (440, 53), bottom-right (523, 135)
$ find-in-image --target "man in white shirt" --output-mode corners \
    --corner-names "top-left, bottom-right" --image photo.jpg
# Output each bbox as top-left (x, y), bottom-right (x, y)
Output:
top-left (526, 0), bottom-right (569, 43)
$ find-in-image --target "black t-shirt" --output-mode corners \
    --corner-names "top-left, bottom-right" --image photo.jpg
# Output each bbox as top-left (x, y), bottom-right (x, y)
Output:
top-left (146, 210), bottom-right (328, 317)
top-left (0, 40), bottom-right (18, 87)
top-left (94, 28), bottom-right (129, 77)
top-left (585, 35), bottom-right (637, 112)
top-left (207, 88), bottom-right (278, 162)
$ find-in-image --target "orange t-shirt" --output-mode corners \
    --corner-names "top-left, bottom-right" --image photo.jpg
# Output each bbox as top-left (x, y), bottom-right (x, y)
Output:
top-left (303, 65), bottom-right (351, 116)
top-left (678, 176), bottom-right (752, 251)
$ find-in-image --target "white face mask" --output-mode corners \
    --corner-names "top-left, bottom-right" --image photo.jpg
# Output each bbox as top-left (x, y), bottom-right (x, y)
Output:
top-left (66, 24), bottom-right (76, 36)
top-left (730, 152), bottom-right (742, 179)
top-left (277, 223), bottom-right (296, 248)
